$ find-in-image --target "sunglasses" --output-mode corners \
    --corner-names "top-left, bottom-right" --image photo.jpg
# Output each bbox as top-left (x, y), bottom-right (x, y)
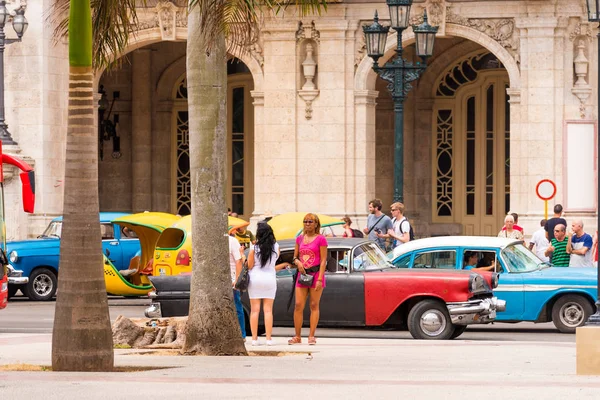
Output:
top-left (554, 230), bottom-right (561, 232)
top-left (303, 220), bottom-right (315, 224)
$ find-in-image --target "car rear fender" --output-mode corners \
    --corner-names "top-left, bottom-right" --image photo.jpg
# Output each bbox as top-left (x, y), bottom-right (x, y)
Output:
top-left (536, 290), bottom-right (596, 323)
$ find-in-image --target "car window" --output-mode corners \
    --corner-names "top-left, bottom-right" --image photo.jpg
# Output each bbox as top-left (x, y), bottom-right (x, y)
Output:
top-left (327, 250), bottom-right (350, 273)
top-left (40, 221), bottom-right (62, 238)
top-left (393, 254), bottom-right (411, 268)
top-left (413, 250), bottom-right (456, 269)
top-left (500, 244), bottom-right (540, 272)
top-left (101, 224), bottom-right (114, 240)
top-left (461, 249), bottom-right (498, 271)
top-left (352, 243), bottom-right (391, 271)
top-left (276, 250), bottom-right (295, 277)
top-left (121, 226), bottom-right (138, 239)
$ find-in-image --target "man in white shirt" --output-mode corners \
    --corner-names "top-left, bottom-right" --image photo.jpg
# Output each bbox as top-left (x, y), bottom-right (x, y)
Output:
top-left (385, 202), bottom-right (411, 256)
top-left (529, 219), bottom-right (549, 263)
top-left (229, 235), bottom-right (246, 338)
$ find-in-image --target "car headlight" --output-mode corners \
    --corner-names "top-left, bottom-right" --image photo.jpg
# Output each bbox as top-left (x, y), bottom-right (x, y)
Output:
top-left (9, 250), bottom-right (18, 263)
top-left (469, 273), bottom-right (491, 294)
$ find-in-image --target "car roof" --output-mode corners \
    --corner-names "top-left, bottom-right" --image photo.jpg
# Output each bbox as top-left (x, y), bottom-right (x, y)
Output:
top-left (52, 212), bottom-right (131, 223)
top-left (392, 236), bottom-right (521, 257)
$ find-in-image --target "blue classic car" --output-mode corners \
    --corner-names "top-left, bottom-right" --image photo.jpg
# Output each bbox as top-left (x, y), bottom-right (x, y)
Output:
top-left (390, 236), bottom-right (598, 333)
top-left (7, 212), bottom-right (140, 301)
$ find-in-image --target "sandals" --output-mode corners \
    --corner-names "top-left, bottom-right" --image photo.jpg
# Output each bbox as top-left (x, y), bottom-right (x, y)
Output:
top-left (308, 336), bottom-right (317, 345)
top-left (288, 336), bottom-right (302, 345)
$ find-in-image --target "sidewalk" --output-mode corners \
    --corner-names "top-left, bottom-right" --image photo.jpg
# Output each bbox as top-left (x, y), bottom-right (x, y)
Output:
top-left (1, 333), bottom-right (600, 399)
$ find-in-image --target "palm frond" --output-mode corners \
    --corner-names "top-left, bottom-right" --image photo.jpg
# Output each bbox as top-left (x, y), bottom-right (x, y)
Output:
top-left (188, 0), bottom-right (327, 54)
top-left (49, 0), bottom-right (146, 70)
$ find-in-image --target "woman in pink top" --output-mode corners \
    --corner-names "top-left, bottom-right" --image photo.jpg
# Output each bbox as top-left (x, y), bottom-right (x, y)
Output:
top-left (288, 213), bottom-right (328, 345)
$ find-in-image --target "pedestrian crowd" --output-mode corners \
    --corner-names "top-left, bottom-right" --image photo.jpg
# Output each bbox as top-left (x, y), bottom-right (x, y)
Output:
top-left (509, 204), bottom-right (596, 268)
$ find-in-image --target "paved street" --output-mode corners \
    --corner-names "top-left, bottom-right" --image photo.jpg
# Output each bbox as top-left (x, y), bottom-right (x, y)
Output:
top-left (1, 295), bottom-right (575, 342)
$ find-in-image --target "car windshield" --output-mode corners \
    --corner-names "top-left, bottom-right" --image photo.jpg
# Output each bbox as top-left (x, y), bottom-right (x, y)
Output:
top-left (352, 242), bottom-right (393, 271)
top-left (500, 244), bottom-right (540, 273)
top-left (40, 221), bottom-right (62, 238)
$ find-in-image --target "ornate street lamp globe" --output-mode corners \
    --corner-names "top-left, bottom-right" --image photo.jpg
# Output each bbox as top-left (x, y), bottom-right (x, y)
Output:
top-left (98, 87), bottom-right (109, 111)
top-left (12, 8), bottom-right (28, 38)
top-left (387, 0), bottom-right (413, 30)
top-left (413, 11), bottom-right (438, 59)
top-left (0, 2), bottom-right (8, 27)
top-left (363, 11), bottom-right (390, 63)
top-left (587, 0), bottom-right (600, 22)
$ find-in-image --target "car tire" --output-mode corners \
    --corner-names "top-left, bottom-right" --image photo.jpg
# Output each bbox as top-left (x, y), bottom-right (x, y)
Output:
top-left (450, 326), bottom-right (467, 340)
top-left (7, 285), bottom-right (19, 299)
top-left (24, 268), bottom-right (57, 301)
top-left (551, 294), bottom-right (593, 333)
top-left (407, 299), bottom-right (455, 340)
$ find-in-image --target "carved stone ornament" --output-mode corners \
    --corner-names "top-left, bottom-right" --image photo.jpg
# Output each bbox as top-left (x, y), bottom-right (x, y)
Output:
top-left (572, 39), bottom-right (592, 119)
top-left (569, 21), bottom-right (594, 43)
top-left (298, 43), bottom-right (319, 119)
top-left (355, 2), bottom-right (519, 69)
top-left (136, 1), bottom-right (186, 38)
top-left (296, 21), bottom-right (320, 43)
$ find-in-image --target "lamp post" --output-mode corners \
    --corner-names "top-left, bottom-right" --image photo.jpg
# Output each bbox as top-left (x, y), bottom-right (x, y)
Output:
top-left (585, 0), bottom-right (600, 325)
top-left (0, 1), bottom-right (28, 145)
top-left (363, 0), bottom-right (437, 202)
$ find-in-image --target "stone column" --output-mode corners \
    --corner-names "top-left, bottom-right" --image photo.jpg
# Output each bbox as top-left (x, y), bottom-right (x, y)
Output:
top-left (131, 49), bottom-right (152, 212)
top-left (152, 100), bottom-right (173, 212)
top-left (354, 90), bottom-right (379, 219)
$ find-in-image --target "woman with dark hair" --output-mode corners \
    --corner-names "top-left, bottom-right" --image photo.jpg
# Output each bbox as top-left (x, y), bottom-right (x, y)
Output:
top-left (288, 213), bottom-right (328, 345)
top-left (247, 223), bottom-right (290, 346)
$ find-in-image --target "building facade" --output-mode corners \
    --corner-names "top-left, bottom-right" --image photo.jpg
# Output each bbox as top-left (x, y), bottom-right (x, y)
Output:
top-left (2, 0), bottom-right (598, 239)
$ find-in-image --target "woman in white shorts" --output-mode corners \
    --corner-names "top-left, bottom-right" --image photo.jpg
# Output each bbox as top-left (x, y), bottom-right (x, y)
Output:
top-left (247, 223), bottom-right (290, 345)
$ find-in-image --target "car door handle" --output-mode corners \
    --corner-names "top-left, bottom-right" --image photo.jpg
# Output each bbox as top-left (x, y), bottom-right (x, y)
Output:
top-left (109, 242), bottom-right (119, 246)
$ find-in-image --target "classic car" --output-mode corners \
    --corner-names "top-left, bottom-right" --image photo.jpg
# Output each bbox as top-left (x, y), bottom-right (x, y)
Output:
top-left (266, 212), bottom-right (345, 240)
top-left (152, 215), bottom-right (250, 277)
top-left (145, 238), bottom-right (506, 340)
top-left (0, 265), bottom-right (7, 309)
top-left (7, 212), bottom-right (140, 301)
top-left (389, 236), bottom-right (598, 333)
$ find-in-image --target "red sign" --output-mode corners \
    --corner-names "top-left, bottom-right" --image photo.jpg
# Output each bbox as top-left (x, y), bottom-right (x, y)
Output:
top-left (536, 179), bottom-right (557, 201)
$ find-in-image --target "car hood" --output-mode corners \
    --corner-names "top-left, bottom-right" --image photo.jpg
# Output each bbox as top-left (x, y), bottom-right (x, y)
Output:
top-left (507, 266), bottom-right (597, 285)
top-left (7, 238), bottom-right (60, 252)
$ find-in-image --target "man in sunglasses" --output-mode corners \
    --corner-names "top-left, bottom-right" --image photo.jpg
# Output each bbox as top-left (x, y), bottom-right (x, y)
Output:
top-left (363, 199), bottom-right (393, 251)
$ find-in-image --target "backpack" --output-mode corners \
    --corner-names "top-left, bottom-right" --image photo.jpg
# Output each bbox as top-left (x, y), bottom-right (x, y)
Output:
top-left (351, 228), bottom-right (364, 238)
top-left (399, 218), bottom-right (415, 241)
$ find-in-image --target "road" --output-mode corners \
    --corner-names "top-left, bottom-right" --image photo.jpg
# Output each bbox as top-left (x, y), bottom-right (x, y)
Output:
top-left (0, 295), bottom-right (575, 342)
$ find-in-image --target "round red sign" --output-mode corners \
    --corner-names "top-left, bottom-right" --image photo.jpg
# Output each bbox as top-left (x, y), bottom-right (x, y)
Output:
top-left (536, 179), bottom-right (557, 201)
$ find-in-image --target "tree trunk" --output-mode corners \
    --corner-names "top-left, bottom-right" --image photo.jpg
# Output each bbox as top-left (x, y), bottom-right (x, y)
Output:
top-left (52, 0), bottom-right (113, 371)
top-left (182, 6), bottom-right (247, 356)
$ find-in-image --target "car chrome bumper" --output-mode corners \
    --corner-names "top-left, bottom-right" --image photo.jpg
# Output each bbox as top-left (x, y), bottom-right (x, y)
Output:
top-left (7, 267), bottom-right (28, 285)
top-left (145, 303), bottom-right (162, 318)
top-left (447, 297), bottom-right (506, 326)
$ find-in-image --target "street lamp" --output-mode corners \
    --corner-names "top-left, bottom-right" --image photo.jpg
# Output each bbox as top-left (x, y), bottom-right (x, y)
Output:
top-left (98, 85), bottom-right (122, 160)
top-left (585, 0), bottom-right (600, 325)
top-left (363, 1), bottom-right (438, 202)
top-left (0, 1), bottom-right (28, 145)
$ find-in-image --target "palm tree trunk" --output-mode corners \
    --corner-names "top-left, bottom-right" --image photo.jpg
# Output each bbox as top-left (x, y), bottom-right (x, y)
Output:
top-left (52, 0), bottom-right (113, 371)
top-left (182, 6), bottom-right (247, 355)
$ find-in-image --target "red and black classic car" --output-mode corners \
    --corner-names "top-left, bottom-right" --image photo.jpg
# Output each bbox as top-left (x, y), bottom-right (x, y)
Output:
top-left (145, 238), bottom-right (506, 340)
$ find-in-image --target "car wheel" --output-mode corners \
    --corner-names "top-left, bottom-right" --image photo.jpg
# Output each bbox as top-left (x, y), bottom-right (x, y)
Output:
top-left (551, 294), bottom-right (593, 333)
top-left (24, 268), bottom-right (57, 301)
top-left (407, 299), bottom-right (455, 340)
top-left (450, 326), bottom-right (467, 340)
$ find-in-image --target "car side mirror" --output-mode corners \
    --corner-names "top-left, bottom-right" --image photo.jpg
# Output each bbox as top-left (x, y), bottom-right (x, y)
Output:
top-left (105, 248), bottom-right (110, 257)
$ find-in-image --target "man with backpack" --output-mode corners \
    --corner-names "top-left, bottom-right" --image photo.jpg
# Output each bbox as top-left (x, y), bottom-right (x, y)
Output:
top-left (386, 202), bottom-right (413, 254)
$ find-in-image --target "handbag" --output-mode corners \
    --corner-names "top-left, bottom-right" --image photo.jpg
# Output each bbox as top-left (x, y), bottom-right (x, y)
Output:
top-left (297, 273), bottom-right (314, 286)
top-left (234, 261), bottom-right (250, 292)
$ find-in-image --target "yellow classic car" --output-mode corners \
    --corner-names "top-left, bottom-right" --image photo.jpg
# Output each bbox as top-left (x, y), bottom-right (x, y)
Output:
top-left (267, 212), bottom-right (344, 240)
top-left (152, 215), bottom-right (250, 276)
top-left (103, 212), bottom-right (181, 296)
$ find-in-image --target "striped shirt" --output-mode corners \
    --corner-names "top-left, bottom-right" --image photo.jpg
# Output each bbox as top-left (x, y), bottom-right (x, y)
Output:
top-left (550, 237), bottom-right (570, 267)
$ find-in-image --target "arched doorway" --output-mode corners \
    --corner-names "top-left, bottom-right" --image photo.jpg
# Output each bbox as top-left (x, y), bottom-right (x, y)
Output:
top-left (432, 51), bottom-right (510, 235)
top-left (171, 58), bottom-right (255, 218)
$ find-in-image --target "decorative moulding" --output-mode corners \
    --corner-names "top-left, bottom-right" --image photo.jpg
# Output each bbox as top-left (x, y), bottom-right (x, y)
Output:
top-left (572, 40), bottom-right (592, 119)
